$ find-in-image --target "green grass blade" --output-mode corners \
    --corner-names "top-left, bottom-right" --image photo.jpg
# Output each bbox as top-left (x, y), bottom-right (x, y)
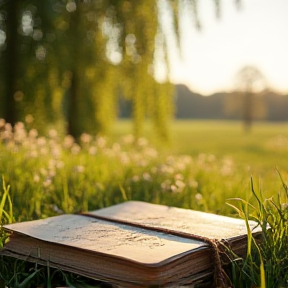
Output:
top-left (0, 177), bottom-right (9, 221)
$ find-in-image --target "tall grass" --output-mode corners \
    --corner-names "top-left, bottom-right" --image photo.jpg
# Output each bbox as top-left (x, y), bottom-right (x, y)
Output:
top-left (0, 177), bottom-right (13, 248)
top-left (0, 120), bottom-right (254, 220)
top-left (226, 172), bottom-right (288, 288)
top-left (1, 119), bottom-right (288, 287)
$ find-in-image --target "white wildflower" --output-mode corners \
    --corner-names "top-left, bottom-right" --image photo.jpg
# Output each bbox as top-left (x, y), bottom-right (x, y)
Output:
top-left (48, 129), bottom-right (58, 139)
top-left (89, 146), bottom-right (97, 155)
top-left (143, 172), bottom-right (151, 181)
top-left (132, 175), bottom-right (140, 182)
top-left (71, 143), bottom-right (81, 155)
top-left (74, 165), bottom-right (85, 173)
top-left (80, 132), bottom-right (92, 144)
top-left (64, 135), bottom-right (75, 149)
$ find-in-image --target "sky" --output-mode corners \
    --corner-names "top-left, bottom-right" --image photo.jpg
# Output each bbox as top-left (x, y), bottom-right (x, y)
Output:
top-left (161, 0), bottom-right (288, 95)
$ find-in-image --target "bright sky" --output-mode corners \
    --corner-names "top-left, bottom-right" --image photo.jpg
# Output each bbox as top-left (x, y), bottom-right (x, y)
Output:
top-left (164, 0), bottom-right (288, 95)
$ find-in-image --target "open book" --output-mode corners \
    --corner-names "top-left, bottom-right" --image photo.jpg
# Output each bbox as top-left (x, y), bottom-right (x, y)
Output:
top-left (1, 201), bottom-right (260, 287)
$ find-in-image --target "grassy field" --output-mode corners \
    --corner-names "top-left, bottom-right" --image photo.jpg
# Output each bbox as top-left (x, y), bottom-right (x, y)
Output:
top-left (1, 119), bottom-right (287, 217)
top-left (112, 120), bottom-right (288, 168)
top-left (112, 120), bottom-right (288, 196)
top-left (1, 119), bottom-right (288, 287)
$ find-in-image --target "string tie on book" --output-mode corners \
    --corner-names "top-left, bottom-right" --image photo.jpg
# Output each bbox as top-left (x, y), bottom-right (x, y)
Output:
top-left (187, 233), bottom-right (232, 288)
top-left (207, 238), bottom-right (232, 288)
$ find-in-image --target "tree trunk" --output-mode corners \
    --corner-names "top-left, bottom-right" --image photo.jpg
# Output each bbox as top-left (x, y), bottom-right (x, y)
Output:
top-left (4, 0), bottom-right (19, 125)
top-left (67, 71), bottom-right (80, 138)
top-left (66, 6), bottom-right (81, 139)
top-left (243, 91), bottom-right (253, 132)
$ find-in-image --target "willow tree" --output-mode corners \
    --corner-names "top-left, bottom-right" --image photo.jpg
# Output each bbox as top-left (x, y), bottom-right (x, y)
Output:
top-left (114, 0), bottom-right (174, 139)
top-left (0, 0), bottom-right (64, 130)
top-left (0, 0), bottom-right (236, 139)
top-left (41, 0), bottom-right (175, 139)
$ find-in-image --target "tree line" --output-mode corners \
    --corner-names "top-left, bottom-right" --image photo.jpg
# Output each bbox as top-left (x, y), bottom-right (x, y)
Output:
top-left (174, 84), bottom-right (288, 123)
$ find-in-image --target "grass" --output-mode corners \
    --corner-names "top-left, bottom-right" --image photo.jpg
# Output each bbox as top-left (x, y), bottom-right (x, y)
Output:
top-left (0, 119), bottom-right (288, 287)
top-left (225, 172), bottom-right (288, 288)
top-left (112, 120), bottom-right (288, 170)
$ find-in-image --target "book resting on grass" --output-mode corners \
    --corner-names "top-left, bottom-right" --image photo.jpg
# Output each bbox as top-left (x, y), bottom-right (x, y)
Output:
top-left (0, 201), bottom-right (260, 287)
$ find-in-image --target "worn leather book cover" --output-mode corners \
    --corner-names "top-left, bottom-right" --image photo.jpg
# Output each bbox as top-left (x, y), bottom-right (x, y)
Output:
top-left (1, 201), bottom-right (259, 287)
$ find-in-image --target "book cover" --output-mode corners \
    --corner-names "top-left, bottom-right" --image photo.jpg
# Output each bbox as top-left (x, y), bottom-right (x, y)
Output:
top-left (1, 201), bottom-right (259, 287)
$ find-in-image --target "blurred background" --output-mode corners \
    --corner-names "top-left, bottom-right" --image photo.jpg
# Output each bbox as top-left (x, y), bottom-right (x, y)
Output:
top-left (0, 0), bottom-right (287, 140)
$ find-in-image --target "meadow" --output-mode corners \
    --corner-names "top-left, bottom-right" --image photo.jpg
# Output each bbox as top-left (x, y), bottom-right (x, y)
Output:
top-left (0, 119), bottom-right (288, 287)
top-left (112, 120), bottom-right (288, 205)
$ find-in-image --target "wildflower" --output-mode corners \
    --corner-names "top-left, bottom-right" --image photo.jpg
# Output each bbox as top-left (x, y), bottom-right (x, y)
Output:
top-left (48, 169), bottom-right (56, 178)
top-left (188, 179), bottom-right (198, 189)
top-left (195, 193), bottom-right (203, 202)
top-left (208, 154), bottom-right (216, 162)
top-left (143, 172), bottom-right (151, 181)
top-left (161, 179), bottom-right (171, 191)
top-left (137, 159), bottom-right (148, 167)
top-left (174, 173), bottom-right (184, 180)
top-left (112, 143), bottom-right (121, 152)
top-left (159, 164), bottom-right (174, 175)
top-left (170, 185), bottom-right (179, 193)
top-left (137, 137), bottom-right (148, 147)
top-left (14, 130), bottom-right (27, 144)
top-left (28, 149), bottom-right (38, 158)
top-left (37, 137), bottom-right (46, 146)
top-left (43, 177), bottom-right (52, 187)
top-left (28, 129), bottom-right (38, 139)
top-left (14, 122), bottom-right (25, 130)
top-left (71, 143), bottom-right (81, 155)
top-left (64, 135), bottom-right (75, 149)
top-left (144, 147), bottom-right (158, 158)
top-left (220, 157), bottom-right (234, 176)
top-left (40, 147), bottom-right (48, 155)
top-left (175, 162), bottom-right (187, 171)
top-left (33, 174), bottom-right (40, 183)
top-left (89, 146), bottom-right (97, 155)
top-left (181, 155), bottom-right (192, 165)
top-left (80, 133), bottom-right (92, 144)
top-left (132, 175), bottom-right (140, 182)
top-left (166, 156), bottom-right (175, 164)
top-left (40, 168), bottom-right (48, 176)
top-left (56, 160), bottom-right (65, 169)
top-left (48, 159), bottom-right (56, 169)
top-left (74, 165), bottom-right (85, 173)
top-left (175, 179), bottom-right (186, 190)
top-left (25, 114), bottom-right (34, 124)
top-left (103, 148), bottom-right (114, 157)
top-left (96, 136), bottom-right (106, 148)
top-left (48, 129), bottom-right (58, 139)
top-left (0, 118), bottom-right (5, 128)
top-left (51, 146), bottom-right (61, 158)
top-left (4, 123), bottom-right (12, 132)
top-left (120, 152), bottom-right (130, 164)
top-left (122, 134), bottom-right (134, 145)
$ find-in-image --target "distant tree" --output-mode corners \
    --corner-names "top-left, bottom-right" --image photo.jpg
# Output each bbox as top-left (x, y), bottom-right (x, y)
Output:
top-left (234, 65), bottom-right (267, 131)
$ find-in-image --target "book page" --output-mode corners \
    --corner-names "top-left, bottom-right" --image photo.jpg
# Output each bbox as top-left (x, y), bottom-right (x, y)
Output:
top-left (88, 201), bottom-right (258, 240)
top-left (4, 214), bottom-right (207, 265)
